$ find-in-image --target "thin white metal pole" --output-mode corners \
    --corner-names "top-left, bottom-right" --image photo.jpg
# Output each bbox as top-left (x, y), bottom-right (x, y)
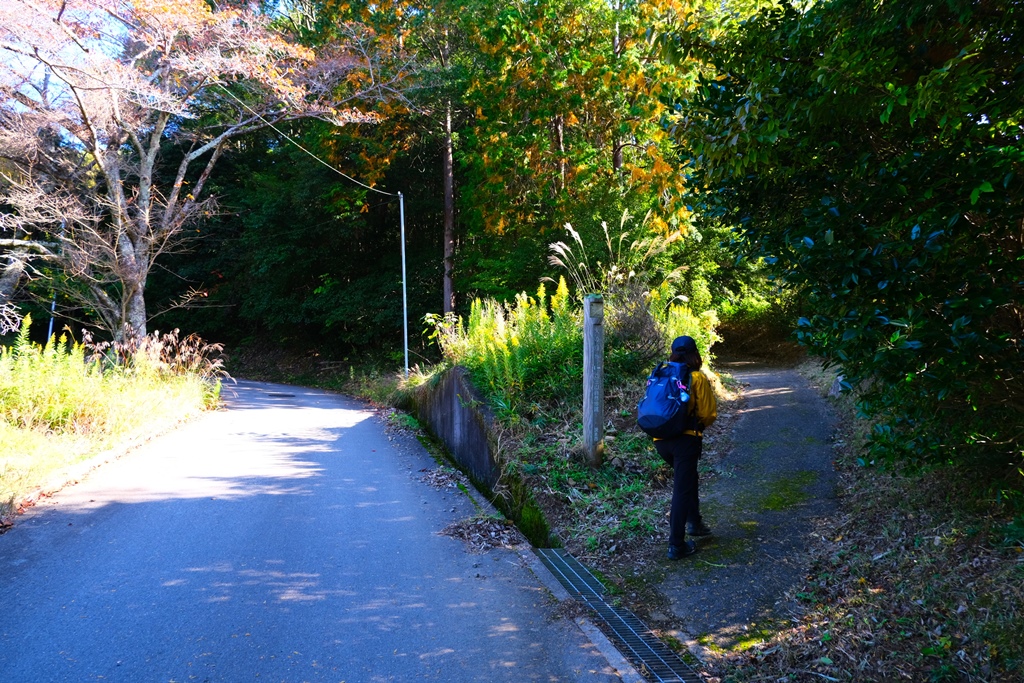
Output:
top-left (48, 219), bottom-right (65, 341)
top-left (399, 192), bottom-right (409, 377)
top-left (47, 293), bottom-right (56, 341)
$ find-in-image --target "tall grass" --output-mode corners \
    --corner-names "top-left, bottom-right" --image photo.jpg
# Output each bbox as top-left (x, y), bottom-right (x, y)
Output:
top-left (429, 278), bottom-right (582, 417)
top-left (649, 283), bottom-right (721, 364)
top-left (1, 317), bottom-right (222, 518)
top-left (427, 274), bottom-right (721, 423)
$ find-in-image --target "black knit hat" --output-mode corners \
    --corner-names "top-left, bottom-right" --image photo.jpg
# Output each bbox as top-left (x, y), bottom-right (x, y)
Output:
top-left (671, 335), bottom-right (698, 353)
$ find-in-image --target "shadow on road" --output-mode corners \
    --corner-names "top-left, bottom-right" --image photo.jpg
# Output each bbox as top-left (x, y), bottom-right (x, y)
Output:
top-left (0, 381), bottom-right (624, 682)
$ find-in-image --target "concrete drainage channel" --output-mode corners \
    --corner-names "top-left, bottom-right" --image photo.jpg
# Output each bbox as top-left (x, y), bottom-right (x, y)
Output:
top-left (408, 372), bottom-right (701, 681)
top-left (535, 548), bottom-right (701, 683)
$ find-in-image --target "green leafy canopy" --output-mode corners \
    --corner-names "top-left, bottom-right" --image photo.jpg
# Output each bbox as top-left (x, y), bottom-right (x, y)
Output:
top-left (676, 0), bottom-right (1024, 469)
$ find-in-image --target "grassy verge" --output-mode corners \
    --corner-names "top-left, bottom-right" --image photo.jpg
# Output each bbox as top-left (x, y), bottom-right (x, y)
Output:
top-left (1, 321), bottom-right (222, 523)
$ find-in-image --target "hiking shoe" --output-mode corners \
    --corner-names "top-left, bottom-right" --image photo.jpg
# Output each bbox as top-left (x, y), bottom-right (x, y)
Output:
top-left (667, 541), bottom-right (697, 560)
top-left (686, 522), bottom-right (713, 537)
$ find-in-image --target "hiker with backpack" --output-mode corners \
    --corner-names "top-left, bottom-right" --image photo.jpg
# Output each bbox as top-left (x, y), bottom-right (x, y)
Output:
top-left (637, 335), bottom-right (718, 560)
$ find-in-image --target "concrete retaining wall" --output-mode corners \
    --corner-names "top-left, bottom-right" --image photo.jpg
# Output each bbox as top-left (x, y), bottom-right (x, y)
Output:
top-left (410, 366), bottom-right (500, 488)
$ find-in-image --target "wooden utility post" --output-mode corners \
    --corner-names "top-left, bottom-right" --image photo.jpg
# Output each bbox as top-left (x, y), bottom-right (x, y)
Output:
top-left (583, 294), bottom-right (605, 467)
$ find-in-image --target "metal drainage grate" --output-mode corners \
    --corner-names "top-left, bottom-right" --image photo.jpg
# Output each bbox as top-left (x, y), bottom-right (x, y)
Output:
top-left (536, 548), bottom-right (701, 683)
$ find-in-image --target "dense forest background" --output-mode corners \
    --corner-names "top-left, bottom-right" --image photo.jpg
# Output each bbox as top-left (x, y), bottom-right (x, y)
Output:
top-left (135, 0), bottom-right (762, 361)
top-left (2, 0), bottom-right (1022, 475)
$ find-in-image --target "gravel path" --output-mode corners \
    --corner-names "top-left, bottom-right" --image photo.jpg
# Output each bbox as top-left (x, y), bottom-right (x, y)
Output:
top-left (657, 362), bottom-right (840, 649)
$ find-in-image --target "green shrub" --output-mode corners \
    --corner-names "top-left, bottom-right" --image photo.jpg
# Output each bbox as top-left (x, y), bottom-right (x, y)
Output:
top-left (426, 271), bottom-right (722, 425)
top-left (649, 284), bottom-right (721, 364)
top-left (428, 278), bottom-right (583, 418)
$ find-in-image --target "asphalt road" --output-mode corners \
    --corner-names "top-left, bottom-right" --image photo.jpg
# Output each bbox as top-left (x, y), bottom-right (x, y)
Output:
top-left (0, 381), bottom-right (622, 682)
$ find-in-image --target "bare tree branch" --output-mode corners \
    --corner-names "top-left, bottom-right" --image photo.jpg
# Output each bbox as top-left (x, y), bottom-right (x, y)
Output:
top-left (1, 0), bottom-right (403, 336)
top-left (0, 239), bottom-right (59, 252)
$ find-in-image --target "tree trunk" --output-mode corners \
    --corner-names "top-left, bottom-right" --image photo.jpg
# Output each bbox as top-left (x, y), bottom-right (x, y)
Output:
top-left (124, 284), bottom-right (147, 338)
top-left (612, 0), bottom-right (623, 174)
top-left (553, 115), bottom-right (566, 192)
top-left (442, 100), bottom-right (456, 314)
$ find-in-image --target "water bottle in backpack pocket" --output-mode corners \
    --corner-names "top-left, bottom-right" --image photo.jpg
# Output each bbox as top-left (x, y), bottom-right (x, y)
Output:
top-left (636, 361), bottom-right (695, 438)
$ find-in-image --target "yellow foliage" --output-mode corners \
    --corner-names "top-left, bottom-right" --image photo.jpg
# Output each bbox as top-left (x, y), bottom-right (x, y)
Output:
top-left (649, 214), bottom-right (669, 235)
top-left (652, 157), bottom-right (673, 175)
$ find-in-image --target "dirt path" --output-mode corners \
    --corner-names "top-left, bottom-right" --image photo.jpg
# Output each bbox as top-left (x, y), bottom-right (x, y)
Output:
top-left (657, 361), bottom-right (840, 649)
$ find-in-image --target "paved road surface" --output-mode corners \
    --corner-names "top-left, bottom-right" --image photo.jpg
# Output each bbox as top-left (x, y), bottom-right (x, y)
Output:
top-left (0, 381), bottom-right (621, 682)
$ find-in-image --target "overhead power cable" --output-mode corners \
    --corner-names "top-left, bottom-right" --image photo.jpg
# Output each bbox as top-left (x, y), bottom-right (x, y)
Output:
top-left (213, 83), bottom-right (411, 376)
top-left (214, 84), bottom-right (396, 197)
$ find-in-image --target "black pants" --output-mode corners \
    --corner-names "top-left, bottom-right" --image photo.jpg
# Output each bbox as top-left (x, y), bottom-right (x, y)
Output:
top-left (654, 434), bottom-right (702, 547)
